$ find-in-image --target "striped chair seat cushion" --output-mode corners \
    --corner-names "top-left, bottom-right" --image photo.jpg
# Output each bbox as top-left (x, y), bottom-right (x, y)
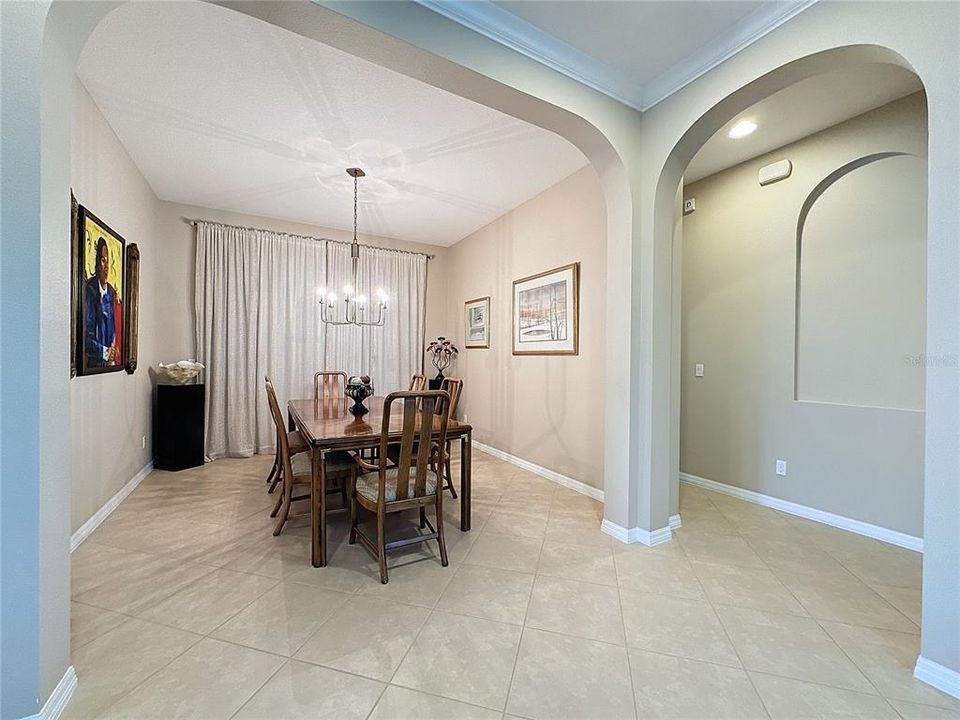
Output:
top-left (356, 467), bottom-right (439, 503)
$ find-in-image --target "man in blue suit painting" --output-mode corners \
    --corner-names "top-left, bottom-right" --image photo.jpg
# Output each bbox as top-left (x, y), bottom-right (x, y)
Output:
top-left (84, 236), bottom-right (122, 368)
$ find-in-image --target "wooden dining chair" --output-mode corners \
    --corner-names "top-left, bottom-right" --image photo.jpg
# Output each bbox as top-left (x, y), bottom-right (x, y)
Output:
top-left (314, 370), bottom-right (347, 400)
top-left (265, 376), bottom-right (356, 536)
top-left (350, 390), bottom-right (451, 584)
top-left (438, 377), bottom-right (463, 498)
top-left (408, 374), bottom-right (426, 392)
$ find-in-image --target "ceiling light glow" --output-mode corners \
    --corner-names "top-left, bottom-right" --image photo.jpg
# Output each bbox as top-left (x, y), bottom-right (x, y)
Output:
top-left (728, 119), bottom-right (757, 139)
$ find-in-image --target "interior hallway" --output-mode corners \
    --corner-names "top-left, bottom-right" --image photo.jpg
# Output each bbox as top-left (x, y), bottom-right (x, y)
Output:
top-left (66, 450), bottom-right (955, 719)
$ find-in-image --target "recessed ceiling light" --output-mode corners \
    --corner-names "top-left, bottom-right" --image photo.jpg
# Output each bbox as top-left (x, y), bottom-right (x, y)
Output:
top-left (728, 119), bottom-right (757, 139)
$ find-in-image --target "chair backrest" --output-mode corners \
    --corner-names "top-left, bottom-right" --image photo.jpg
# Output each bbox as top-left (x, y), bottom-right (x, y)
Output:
top-left (264, 376), bottom-right (293, 481)
top-left (314, 370), bottom-right (347, 401)
top-left (408, 374), bottom-right (426, 392)
top-left (377, 390), bottom-right (450, 504)
top-left (440, 377), bottom-right (463, 419)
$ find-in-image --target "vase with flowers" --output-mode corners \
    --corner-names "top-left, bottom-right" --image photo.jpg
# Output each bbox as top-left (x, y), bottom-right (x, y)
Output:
top-left (425, 336), bottom-right (459, 389)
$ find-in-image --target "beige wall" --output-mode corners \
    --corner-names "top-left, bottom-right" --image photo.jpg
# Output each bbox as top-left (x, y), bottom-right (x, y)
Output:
top-left (444, 165), bottom-right (606, 489)
top-left (70, 79), bottom-right (160, 533)
top-left (681, 94), bottom-right (927, 536)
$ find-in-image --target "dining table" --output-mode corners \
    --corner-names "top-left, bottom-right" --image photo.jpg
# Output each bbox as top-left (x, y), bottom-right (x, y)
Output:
top-left (288, 395), bottom-right (473, 568)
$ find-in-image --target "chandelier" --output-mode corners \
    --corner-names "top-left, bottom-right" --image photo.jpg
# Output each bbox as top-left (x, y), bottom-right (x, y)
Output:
top-left (318, 168), bottom-right (387, 327)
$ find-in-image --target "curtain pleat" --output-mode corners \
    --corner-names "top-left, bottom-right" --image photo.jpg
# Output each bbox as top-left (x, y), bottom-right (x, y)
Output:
top-left (194, 222), bottom-right (427, 458)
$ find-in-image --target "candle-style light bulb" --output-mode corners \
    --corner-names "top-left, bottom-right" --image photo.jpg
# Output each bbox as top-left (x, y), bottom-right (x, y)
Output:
top-left (343, 284), bottom-right (354, 296)
top-left (328, 292), bottom-right (337, 302)
top-left (357, 295), bottom-right (367, 305)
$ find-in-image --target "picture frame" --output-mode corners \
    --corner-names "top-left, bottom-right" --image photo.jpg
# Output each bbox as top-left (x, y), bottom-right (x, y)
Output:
top-left (512, 262), bottom-right (579, 356)
top-left (464, 296), bottom-right (490, 349)
top-left (74, 204), bottom-right (127, 375)
top-left (124, 243), bottom-right (140, 374)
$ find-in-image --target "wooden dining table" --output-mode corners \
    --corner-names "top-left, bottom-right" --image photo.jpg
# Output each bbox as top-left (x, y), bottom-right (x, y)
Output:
top-left (288, 396), bottom-right (473, 568)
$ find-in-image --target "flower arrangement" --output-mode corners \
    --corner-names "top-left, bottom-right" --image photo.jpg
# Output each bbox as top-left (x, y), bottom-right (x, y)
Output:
top-left (426, 336), bottom-right (459, 379)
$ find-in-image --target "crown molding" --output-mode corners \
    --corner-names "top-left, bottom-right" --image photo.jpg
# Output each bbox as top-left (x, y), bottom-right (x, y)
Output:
top-left (415, 0), bottom-right (817, 112)
top-left (641, 0), bottom-right (819, 109)
top-left (414, 0), bottom-right (644, 110)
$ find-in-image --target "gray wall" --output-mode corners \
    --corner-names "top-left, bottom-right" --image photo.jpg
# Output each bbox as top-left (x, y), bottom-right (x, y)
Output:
top-left (681, 93), bottom-right (927, 537)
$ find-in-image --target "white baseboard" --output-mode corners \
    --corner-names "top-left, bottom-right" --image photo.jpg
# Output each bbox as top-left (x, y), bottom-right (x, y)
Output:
top-left (600, 519), bottom-right (672, 546)
top-left (19, 666), bottom-right (77, 720)
top-left (669, 513), bottom-right (682, 530)
top-left (471, 440), bottom-right (604, 502)
top-left (679, 472), bottom-right (923, 553)
top-left (914, 655), bottom-right (960, 700)
top-left (70, 461), bottom-right (153, 553)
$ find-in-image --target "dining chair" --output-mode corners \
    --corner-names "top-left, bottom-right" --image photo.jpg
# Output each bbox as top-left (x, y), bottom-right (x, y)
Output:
top-left (314, 370), bottom-right (347, 400)
top-left (438, 377), bottom-right (463, 498)
top-left (350, 390), bottom-right (451, 584)
top-left (265, 376), bottom-right (356, 536)
top-left (408, 373), bottom-right (426, 392)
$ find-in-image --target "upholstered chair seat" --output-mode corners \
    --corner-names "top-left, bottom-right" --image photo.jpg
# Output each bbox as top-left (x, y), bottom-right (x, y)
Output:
top-left (356, 468), bottom-right (440, 503)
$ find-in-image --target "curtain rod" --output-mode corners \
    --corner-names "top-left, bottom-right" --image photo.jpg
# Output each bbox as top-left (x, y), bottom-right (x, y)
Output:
top-left (183, 217), bottom-right (436, 260)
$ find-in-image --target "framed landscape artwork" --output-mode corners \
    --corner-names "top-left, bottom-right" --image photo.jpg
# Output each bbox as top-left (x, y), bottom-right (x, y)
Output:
top-left (512, 262), bottom-right (579, 356)
top-left (464, 296), bottom-right (490, 348)
top-left (74, 204), bottom-right (127, 375)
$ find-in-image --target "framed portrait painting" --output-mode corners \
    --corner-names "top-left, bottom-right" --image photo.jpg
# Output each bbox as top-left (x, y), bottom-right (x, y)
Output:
top-left (75, 205), bottom-right (126, 375)
top-left (512, 262), bottom-right (579, 356)
top-left (464, 296), bottom-right (490, 349)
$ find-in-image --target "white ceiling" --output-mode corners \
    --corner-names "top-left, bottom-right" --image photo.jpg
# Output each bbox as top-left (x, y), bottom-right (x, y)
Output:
top-left (685, 63), bottom-right (923, 183)
top-left (420, 0), bottom-right (816, 109)
top-left (77, 1), bottom-right (587, 247)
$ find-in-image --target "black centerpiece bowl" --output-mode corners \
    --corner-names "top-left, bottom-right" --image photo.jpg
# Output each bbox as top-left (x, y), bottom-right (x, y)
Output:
top-left (345, 375), bottom-right (374, 417)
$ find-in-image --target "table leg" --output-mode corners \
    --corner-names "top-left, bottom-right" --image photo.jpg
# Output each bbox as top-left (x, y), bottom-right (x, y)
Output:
top-left (460, 431), bottom-right (472, 532)
top-left (311, 448), bottom-right (329, 567)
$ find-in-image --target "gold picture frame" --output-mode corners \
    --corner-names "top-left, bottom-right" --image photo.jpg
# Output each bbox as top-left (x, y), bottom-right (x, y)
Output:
top-left (512, 262), bottom-right (579, 356)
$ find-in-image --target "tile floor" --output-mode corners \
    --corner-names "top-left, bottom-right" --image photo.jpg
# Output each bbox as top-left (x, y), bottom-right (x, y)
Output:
top-left (66, 450), bottom-right (959, 719)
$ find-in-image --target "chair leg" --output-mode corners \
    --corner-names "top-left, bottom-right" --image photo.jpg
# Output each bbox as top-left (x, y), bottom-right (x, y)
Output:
top-left (349, 482), bottom-right (358, 545)
top-left (436, 496), bottom-right (449, 567)
top-left (266, 454), bottom-right (279, 490)
top-left (273, 467), bottom-right (294, 536)
top-left (445, 456), bottom-right (457, 499)
top-left (377, 508), bottom-right (388, 584)
top-left (268, 455), bottom-right (283, 494)
top-left (270, 489), bottom-right (283, 518)
top-left (419, 506), bottom-right (427, 529)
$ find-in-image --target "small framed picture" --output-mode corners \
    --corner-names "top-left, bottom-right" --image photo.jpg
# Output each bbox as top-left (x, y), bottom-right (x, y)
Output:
top-left (464, 296), bottom-right (490, 349)
top-left (512, 262), bottom-right (579, 356)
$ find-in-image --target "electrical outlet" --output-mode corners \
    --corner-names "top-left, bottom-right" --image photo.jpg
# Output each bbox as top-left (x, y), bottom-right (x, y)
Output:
top-left (142, 435), bottom-right (146, 449)
top-left (683, 198), bottom-right (696, 214)
top-left (695, 363), bottom-right (704, 377)
top-left (775, 459), bottom-right (787, 476)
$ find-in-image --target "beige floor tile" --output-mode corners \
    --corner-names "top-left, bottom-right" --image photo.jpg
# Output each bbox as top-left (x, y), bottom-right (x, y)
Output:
top-left (615, 550), bottom-right (704, 600)
top-left (674, 505), bottom-right (740, 536)
top-left (506, 628), bottom-right (635, 720)
top-left (392, 610), bottom-right (522, 710)
top-left (436, 564), bottom-right (534, 625)
top-left (822, 622), bottom-right (960, 710)
top-left (692, 562), bottom-right (807, 616)
top-left (870, 583), bottom-right (922, 625)
top-left (543, 512), bottom-right (611, 548)
top-left (778, 573), bottom-right (918, 633)
top-left (750, 672), bottom-right (900, 719)
top-left (464, 532), bottom-right (543, 573)
top-left (220, 533), bottom-right (314, 579)
top-left (369, 685), bottom-right (501, 720)
top-left (233, 660), bottom-right (384, 720)
top-left (537, 541), bottom-right (617, 586)
top-left (99, 638), bottom-right (284, 719)
top-left (72, 556), bottom-right (214, 615)
top-left (716, 606), bottom-right (874, 693)
top-left (888, 699), bottom-right (960, 719)
top-left (357, 551), bottom-right (455, 607)
top-left (70, 602), bottom-right (129, 651)
top-left (284, 544), bottom-right (372, 593)
top-left (64, 619), bottom-right (199, 720)
top-left (211, 582), bottom-right (350, 655)
top-left (525, 575), bottom-right (624, 644)
top-left (629, 649), bottom-right (767, 719)
top-left (676, 532), bottom-right (766, 569)
top-left (294, 596), bottom-right (428, 681)
top-left (71, 543), bottom-right (160, 597)
top-left (484, 501), bottom-right (550, 539)
top-left (619, 589), bottom-right (740, 667)
top-left (137, 568), bottom-right (278, 634)
top-left (550, 491), bottom-right (604, 516)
